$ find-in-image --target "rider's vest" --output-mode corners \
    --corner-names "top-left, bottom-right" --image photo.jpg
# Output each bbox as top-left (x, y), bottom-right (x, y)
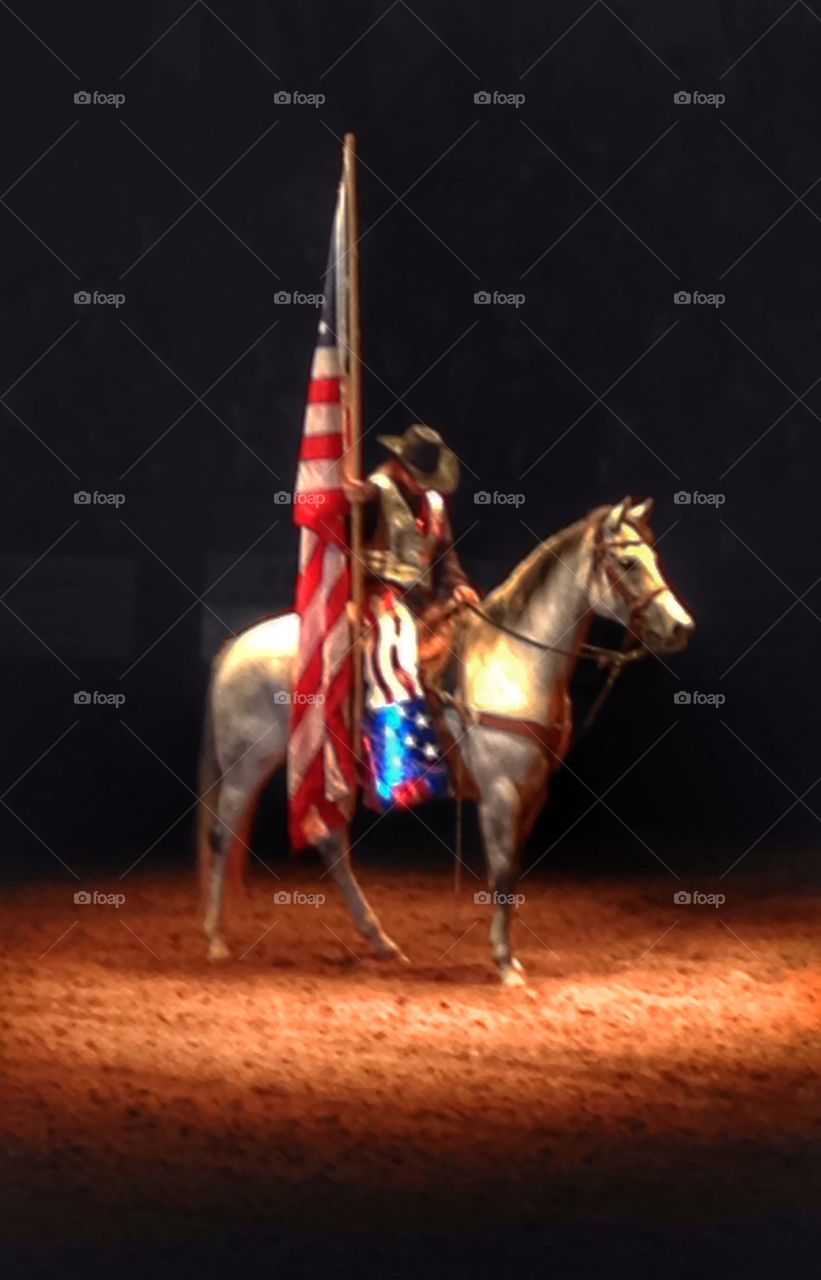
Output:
top-left (364, 470), bottom-right (446, 594)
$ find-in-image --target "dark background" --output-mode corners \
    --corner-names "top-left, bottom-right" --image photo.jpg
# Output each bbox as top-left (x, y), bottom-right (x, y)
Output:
top-left (2, 0), bottom-right (820, 880)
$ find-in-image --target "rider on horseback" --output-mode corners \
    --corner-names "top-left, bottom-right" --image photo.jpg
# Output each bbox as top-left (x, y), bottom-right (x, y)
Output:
top-left (344, 424), bottom-right (479, 807)
top-left (344, 423), bottom-right (479, 609)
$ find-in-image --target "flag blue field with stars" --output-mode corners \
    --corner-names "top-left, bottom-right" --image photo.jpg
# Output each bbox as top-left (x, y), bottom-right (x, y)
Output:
top-left (363, 698), bottom-right (452, 811)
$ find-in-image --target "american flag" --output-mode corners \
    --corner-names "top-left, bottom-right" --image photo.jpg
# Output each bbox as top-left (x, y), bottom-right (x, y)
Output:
top-left (360, 590), bottom-right (452, 811)
top-left (287, 179), bottom-right (356, 850)
top-left (363, 695), bottom-right (452, 812)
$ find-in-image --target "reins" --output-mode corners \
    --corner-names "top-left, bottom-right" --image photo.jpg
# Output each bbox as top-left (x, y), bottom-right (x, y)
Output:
top-left (453, 514), bottom-right (664, 741)
top-left (463, 600), bottom-right (646, 735)
top-left (463, 601), bottom-right (646, 671)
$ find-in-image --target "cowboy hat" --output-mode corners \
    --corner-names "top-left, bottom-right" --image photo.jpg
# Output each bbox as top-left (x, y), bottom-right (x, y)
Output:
top-left (376, 424), bottom-right (460, 494)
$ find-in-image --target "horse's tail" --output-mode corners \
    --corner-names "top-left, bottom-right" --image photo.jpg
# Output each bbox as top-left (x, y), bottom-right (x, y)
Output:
top-left (196, 671), bottom-right (220, 908)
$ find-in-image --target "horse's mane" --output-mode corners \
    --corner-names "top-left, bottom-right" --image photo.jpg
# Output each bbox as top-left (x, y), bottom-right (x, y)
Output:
top-left (482, 507), bottom-right (610, 624)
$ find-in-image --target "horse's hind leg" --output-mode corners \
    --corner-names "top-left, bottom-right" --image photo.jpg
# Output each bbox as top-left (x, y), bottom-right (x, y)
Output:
top-left (317, 830), bottom-right (409, 964)
top-left (204, 847), bottom-right (231, 961)
top-left (203, 768), bottom-right (261, 961)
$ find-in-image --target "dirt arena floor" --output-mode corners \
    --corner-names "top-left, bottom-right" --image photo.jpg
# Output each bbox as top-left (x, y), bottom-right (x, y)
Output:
top-left (2, 860), bottom-right (820, 1278)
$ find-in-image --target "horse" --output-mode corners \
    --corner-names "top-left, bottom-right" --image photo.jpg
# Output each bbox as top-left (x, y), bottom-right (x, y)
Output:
top-left (197, 496), bottom-right (694, 984)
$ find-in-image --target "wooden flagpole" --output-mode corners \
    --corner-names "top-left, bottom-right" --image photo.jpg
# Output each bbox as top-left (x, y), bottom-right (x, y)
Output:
top-left (343, 133), bottom-right (365, 753)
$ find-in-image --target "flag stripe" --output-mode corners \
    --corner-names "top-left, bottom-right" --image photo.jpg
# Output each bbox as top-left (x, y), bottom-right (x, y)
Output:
top-left (299, 432), bottom-right (344, 461)
top-left (303, 401), bottom-right (343, 437)
top-left (308, 377), bottom-right (341, 404)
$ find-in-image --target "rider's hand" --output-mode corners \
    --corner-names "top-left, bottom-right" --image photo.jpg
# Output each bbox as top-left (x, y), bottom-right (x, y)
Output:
top-left (343, 477), bottom-right (375, 505)
top-left (453, 584), bottom-right (480, 607)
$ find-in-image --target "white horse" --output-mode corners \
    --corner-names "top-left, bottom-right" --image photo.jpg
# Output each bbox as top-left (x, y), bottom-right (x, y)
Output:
top-left (198, 497), bottom-right (694, 984)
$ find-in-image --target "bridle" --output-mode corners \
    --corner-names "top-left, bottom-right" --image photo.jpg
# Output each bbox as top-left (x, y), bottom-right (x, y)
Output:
top-left (591, 517), bottom-right (666, 639)
top-left (465, 513), bottom-right (663, 673)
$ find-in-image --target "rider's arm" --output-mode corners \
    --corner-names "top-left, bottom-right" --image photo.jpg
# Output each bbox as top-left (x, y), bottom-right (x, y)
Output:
top-left (437, 510), bottom-right (480, 603)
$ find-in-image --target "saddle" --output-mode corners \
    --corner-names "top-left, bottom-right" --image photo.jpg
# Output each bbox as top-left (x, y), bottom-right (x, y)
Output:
top-left (417, 601), bottom-right (479, 801)
top-left (418, 599), bottom-right (462, 685)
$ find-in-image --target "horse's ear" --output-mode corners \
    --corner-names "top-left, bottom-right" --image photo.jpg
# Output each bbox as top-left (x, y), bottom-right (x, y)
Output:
top-left (630, 497), bottom-right (654, 523)
top-left (604, 496), bottom-right (631, 534)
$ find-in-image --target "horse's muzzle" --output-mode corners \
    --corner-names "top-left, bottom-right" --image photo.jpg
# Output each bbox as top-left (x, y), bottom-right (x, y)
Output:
top-left (646, 617), bottom-right (695, 654)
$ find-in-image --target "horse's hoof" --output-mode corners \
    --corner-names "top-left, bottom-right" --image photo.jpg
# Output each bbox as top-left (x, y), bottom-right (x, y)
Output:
top-left (208, 939), bottom-right (232, 962)
top-left (499, 961), bottom-right (526, 987)
top-left (374, 938), bottom-right (410, 965)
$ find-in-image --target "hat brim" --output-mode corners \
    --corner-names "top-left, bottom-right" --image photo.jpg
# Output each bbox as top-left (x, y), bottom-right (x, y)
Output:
top-left (377, 433), bottom-right (460, 495)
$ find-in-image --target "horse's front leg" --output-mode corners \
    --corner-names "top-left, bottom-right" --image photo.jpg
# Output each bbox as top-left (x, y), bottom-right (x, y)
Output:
top-left (317, 830), bottom-right (409, 963)
top-left (477, 775), bottom-right (529, 985)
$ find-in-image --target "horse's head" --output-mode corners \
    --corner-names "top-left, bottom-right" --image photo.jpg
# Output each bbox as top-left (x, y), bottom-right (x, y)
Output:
top-left (589, 497), bottom-right (694, 654)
